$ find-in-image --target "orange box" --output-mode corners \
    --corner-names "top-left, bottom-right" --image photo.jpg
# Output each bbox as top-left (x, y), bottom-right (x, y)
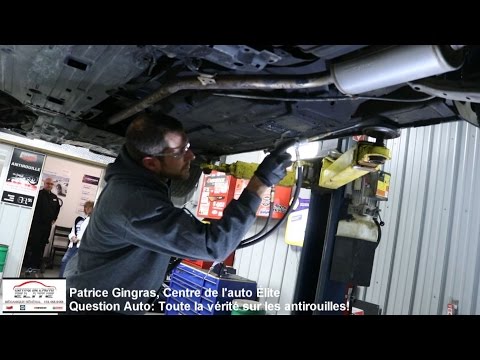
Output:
top-left (197, 171), bottom-right (292, 220)
top-left (233, 179), bottom-right (292, 219)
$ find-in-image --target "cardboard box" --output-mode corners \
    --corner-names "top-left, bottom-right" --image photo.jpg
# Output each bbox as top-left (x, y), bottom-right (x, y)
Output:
top-left (233, 178), bottom-right (292, 219)
top-left (197, 171), bottom-right (292, 220)
top-left (197, 171), bottom-right (237, 219)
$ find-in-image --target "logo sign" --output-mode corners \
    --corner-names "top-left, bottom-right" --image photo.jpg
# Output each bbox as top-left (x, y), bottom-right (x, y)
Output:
top-left (2, 278), bottom-right (66, 313)
top-left (2, 148), bottom-right (46, 207)
top-left (19, 152), bottom-right (38, 162)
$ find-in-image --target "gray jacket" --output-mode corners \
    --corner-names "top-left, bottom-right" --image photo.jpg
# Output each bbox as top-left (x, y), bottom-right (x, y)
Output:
top-left (65, 146), bottom-right (261, 314)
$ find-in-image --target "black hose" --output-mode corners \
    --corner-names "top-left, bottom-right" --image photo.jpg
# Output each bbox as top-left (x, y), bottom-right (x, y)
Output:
top-left (240, 186), bottom-right (275, 243)
top-left (238, 166), bottom-right (303, 249)
top-left (373, 217), bottom-right (382, 248)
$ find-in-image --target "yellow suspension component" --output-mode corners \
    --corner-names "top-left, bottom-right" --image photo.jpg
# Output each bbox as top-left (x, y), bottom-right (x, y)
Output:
top-left (200, 160), bottom-right (297, 187)
top-left (319, 142), bottom-right (391, 190)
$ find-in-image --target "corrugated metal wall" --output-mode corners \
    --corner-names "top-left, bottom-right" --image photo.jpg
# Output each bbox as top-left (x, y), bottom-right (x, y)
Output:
top-left (177, 123), bottom-right (480, 315)
top-left (233, 218), bottom-right (302, 315)
top-left (359, 121), bottom-right (480, 315)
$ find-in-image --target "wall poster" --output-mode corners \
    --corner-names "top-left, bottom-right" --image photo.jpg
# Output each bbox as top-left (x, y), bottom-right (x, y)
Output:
top-left (1, 148), bottom-right (46, 207)
top-left (42, 171), bottom-right (71, 198)
top-left (76, 174), bottom-right (100, 215)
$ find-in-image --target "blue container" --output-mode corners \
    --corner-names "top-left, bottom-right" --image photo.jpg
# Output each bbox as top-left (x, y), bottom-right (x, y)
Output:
top-left (165, 263), bottom-right (257, 315)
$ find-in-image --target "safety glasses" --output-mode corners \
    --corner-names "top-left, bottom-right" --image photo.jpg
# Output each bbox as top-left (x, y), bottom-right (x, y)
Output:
top-left (152, 142), bottom-right (191, 159)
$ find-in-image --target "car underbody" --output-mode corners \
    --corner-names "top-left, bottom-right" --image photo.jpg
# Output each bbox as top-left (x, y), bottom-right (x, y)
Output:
top-left (0, 45), bottom-right (479, 162)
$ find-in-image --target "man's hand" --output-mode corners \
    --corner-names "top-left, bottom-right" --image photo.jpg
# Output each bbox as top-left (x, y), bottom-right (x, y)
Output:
top-left (254, 151), bottom-right (293, 187)
top-left (71, 236), bottom-right (78, 243)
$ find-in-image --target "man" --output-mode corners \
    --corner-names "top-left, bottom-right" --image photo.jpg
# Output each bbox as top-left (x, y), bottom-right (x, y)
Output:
top-left (65, 113), bottom-right (292, 314)
top-left (24, 177), bottom-right (61, 274)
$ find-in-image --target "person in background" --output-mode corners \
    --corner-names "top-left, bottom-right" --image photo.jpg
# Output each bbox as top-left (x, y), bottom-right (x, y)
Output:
top-left (23, 177), bottom-right (61, 275)
top-left (65, 112), bottom-right (292, 314)
top-left (59, 201), bottom-right (94, 277)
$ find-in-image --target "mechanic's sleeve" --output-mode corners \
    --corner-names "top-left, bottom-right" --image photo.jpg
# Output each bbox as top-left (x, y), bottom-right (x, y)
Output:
top-left (125, 189), bottom-right (261, 261)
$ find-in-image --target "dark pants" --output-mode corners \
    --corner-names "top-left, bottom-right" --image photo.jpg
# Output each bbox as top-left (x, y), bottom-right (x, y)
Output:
top-left (24, 241), bottom-right (47, 269)
top-left (24, 224), bottom-right (51, 270)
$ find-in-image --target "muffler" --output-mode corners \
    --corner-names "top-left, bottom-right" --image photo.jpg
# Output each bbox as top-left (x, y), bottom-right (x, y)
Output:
top-left (331, 45), bottom-right (464, 95)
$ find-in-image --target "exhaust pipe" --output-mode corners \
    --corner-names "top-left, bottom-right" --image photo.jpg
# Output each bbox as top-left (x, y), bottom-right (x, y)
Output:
top-left (331, 45), bottom-right (464, 95)
top-left (106, 73), bottom-right (333, 126)
top-left (107, 45), bottom-right (465, 126)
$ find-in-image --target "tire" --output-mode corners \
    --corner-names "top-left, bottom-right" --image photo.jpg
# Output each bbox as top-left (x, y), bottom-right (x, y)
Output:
top-left (170, 164), bottom-right (202, 198)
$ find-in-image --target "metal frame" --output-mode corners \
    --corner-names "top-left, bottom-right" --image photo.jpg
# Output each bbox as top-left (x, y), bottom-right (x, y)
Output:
top-left (293, 138), bottom-right (350, 315)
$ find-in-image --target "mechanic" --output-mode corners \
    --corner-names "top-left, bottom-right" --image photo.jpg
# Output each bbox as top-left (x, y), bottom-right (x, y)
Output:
top-left (65, 112), bottom-right (292, 314)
